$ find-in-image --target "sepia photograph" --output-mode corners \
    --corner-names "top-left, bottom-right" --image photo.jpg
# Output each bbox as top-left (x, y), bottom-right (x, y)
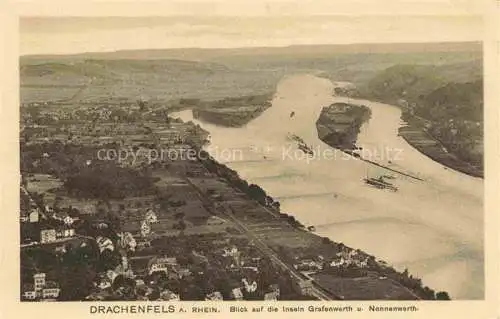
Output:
top-left (2, 0), bottom-right (498, 317)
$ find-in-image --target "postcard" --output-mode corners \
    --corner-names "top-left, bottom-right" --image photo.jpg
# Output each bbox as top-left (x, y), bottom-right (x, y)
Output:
top-left (1, 0), bottom-right (498, 318)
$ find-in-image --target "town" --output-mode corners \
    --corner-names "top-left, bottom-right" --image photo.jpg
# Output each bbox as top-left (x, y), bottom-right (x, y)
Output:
top-left (20, 98), bottom-right (448, 301)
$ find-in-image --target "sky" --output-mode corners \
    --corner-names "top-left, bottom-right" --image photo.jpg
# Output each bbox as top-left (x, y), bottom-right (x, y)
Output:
top-left (19, 1), bottom-right (484, 55)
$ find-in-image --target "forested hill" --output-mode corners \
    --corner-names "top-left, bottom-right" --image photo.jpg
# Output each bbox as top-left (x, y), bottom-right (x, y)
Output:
top-left (419, 80), bottom-right (483, 123)
top-left (354, 62), bottom-right (483, 175)
top-left (357, 62), bottom-right (482, 105)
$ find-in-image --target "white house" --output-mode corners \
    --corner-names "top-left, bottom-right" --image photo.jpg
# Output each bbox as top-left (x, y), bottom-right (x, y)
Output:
top-left (148, 257), bottom-right (176, 275)
top-left (140, 220), bottom-right (151, 237)
top-left (231, 288), bottom-right (243, 301)
top-left (242, 278), bottom-right (257, 293)
top-left (222, 246), bottom-right (239, 257)
top-left (63, 216), bottom-right (74, 225)
top-left (29, 209), bottom-right (39, 223)
top-left (118, 232), bottom-right (137, 251)
top-left (160, 290), bottom-right (180, 301)
top-left (145, 209), bottom-right (158, 224)
top-left (42, 288), bottom-right (60, 299)
top-left (96, 236), bottom-right (114, 253)
top-left (33, 273), bottom-right (46, 291)
top-left (23, 290), bottom-right (37, 300)
top-left (40, 229), bottom-right (56, 244)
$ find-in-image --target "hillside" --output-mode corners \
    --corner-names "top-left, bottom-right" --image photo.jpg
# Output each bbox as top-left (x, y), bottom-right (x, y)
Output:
top-left (356, 61), bottom-right (482, 103)
top-left (20, 59), bottom-right (284, 104)
top-left (353, 63), bottom-right (483, 176)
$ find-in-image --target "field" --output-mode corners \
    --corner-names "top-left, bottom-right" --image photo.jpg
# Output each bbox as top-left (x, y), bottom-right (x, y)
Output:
top-left (312, 273), bottom-right (418, 300)
top-left (26, 174), bottom-right (63, 194)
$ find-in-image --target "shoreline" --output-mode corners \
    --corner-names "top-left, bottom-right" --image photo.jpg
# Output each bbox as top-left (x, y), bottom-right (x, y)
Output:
top-left (398, 123), bottom-right (483, 178)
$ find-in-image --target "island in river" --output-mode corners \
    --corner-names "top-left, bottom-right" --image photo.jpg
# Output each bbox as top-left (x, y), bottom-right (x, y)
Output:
top-left (316, 102), bottom-right (372, 151)
top-left (192, 94), bottom-right (273, 127)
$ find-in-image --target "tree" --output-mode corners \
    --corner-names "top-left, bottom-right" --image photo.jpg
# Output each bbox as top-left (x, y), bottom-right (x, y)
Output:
top-left (321, 237), bottom-right (331, 245)
top-left (150, 271), bottom-right (167, 286)
top-left (271, 201), bottom-right (280, 211)
top-left (435, 291), bottom-right (451, 300)
top-left (247, 184), bottom-right (267, 203)
top-left (98, 249), bottom-right (121, 272)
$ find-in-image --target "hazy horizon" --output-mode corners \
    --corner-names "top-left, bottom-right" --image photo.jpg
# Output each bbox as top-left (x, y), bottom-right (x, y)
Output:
top-left (21, 15), bottom-right (483, 56)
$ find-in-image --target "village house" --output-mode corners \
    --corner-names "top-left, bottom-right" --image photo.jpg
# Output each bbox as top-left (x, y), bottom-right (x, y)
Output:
top-left (98, 277), bottom-right (113, 290)
top-left (42, 281), bottom-right (61, 300)
top-left (29, 209), bottom-right (40, 223)
top-left (135, 279), bottom-right (146, 288)
top-left (96, 236), bottom-right (115, 253)
top-left (40, 229), bottom-right (57, 244)
top-left (242, 266), bottom-right (258, 272)
top-left (23, 273), bottom-right (61, 301)
top-left (140, 220), bottom-right (151, 237)
top-left (242, 278), bottom-right (258, 293)
top-left (222, 246), bottom-right (241, 265)
top-left (175, 267), bottom-right (192, 279)
top-left (231, 287), bottom-right (244, 301)
top-left (117, 232), bottom-right (137, 252)
top-left (23, 290), bottom-right (37, 300)
top-left (329, 249), bottom-right (369, 268)
top-left (159, 289), bottom-right (180, 301)
top-left (148, 256), bottom-right (178, 275)
top-left (263, 291), bottom-right (279, 301)
top-left (293, 258), bottom-right (324, 272)
top-left (22, 283), bottom-right (36, 300)
top-left (33, 273), bottom-right (46, 291)
top-left (144, 209), bottom-right (158, 224)
top-left (205, 291), bottom-right (223, 301)
top-left (56, 228), bottom-right (75, 239)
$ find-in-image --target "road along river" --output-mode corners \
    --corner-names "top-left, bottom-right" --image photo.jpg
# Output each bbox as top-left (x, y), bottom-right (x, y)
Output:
top-left (172, 74), bottom-right (483, 299)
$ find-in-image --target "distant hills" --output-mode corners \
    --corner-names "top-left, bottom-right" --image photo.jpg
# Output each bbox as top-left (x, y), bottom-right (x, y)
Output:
top-left (21, 41), bottom-right (482, 62)
top-left (20, 41), bottom-right (482, 107)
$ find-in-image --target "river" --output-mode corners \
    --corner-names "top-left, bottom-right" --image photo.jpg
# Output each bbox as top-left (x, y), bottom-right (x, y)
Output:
top-left (172, 74), bottom-right (483, 300)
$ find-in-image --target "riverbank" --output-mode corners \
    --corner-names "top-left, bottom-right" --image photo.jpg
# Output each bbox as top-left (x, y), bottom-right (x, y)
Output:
top-left (398, 121), bottom-right (483, 178)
